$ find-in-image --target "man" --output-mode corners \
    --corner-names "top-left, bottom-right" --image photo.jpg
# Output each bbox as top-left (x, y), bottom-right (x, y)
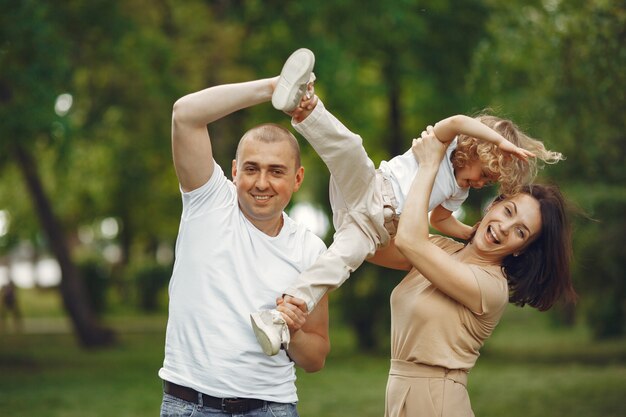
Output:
top-left (158, 68), bottom-right (330, 417)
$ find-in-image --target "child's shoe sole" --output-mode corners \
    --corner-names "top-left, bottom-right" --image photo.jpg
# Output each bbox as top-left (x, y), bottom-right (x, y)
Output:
top-left (272, 48), bottom-right (315, 112)
top-left (250, 312), bottom-right (281, 356)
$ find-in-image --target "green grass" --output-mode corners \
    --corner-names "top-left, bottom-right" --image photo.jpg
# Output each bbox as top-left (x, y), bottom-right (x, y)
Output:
top-left (0, 331), bottom-right (165, 417)
top-left (1, 291), bottom-right (625, 417)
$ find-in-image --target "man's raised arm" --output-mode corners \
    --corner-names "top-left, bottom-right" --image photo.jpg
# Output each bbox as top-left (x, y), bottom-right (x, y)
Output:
top-left (171, 78), bottom-right (277, 192)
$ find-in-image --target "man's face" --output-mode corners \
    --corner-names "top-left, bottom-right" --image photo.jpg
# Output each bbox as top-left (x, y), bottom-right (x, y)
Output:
top-left (232, 137), bottom-right (304, 233)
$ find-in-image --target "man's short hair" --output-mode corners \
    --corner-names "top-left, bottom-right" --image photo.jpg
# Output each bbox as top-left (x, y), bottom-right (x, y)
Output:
top-left (237, 123), bottom-right (301, 169)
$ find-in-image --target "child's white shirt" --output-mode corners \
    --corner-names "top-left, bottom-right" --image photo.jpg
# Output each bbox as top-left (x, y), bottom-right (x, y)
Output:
top-left (378, 140), bottom-right (468, 215)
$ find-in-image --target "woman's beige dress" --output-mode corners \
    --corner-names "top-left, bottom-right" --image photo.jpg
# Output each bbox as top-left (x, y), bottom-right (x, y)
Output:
top-left (385, 236), bottom-right (509, 417)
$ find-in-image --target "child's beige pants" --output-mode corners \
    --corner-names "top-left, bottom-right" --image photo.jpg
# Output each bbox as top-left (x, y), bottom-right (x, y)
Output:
top-left (285, 101), bottom-right (398, 312)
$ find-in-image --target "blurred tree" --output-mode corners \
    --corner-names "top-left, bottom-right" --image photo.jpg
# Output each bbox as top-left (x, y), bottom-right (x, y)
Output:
top-left (58, 0), bottom-right (182, 267)
top-left (0, 0), bottom-right (115, 346)
top-left (467, 0), bottom-right (626, 335)
top-left (468, 0), bottom-right (625, 184)
top-left (0, 0), bottom-right (281, 345)
top-left (569, 186), bottom-right (626, 338)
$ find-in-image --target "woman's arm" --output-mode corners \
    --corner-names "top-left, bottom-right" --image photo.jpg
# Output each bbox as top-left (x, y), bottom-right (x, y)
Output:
top-left (395, 131), bottom-right (484, 313)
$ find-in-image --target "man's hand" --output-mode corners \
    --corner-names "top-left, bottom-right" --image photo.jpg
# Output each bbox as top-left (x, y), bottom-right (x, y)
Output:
top-left (276, 295), bottom-right (308, 335)
top-left (289, 83), bottom-right (317, 123)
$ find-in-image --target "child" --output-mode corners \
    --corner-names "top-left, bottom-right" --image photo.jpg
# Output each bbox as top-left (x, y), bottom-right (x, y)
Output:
top-left (251, 48), bottom-right (563, 355)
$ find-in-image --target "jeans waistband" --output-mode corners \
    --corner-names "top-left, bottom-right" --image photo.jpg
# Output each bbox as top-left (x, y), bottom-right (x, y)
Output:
top-left (163, 380), bottom-right (266, 413)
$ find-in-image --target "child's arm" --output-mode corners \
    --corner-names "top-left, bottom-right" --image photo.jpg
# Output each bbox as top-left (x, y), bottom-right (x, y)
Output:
top-left (433, 115), bottom-right (534, 161)
top-left (429, 204), bottom-right (473, 240)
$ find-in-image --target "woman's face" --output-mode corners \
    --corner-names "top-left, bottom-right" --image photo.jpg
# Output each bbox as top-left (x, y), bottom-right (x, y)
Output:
top-left (472, 193), bottom-right (542, 260)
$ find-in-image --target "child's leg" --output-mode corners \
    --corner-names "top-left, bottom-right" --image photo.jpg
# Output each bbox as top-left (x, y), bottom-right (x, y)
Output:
top-left (274, 49), bottom-right (378, 216)
top-left (293, 100), bottom-right (380, 215)
top-left (284, 212), bottom-right (379, 312)
top-left (250, 208), bottom-right (382, 357)
top-left (252, 51), bottom-right (388, 356)
top-left (285, 101), bottom-right (393, 314)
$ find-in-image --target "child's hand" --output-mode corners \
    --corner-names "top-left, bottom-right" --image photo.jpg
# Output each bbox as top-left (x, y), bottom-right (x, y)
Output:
top-left (290, 82), bottom-right (317, 123)
top-left (498, 140), bottom-right (535, 162)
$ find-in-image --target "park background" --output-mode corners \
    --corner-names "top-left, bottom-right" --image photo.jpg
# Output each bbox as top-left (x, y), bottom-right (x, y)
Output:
top-left (1, 0), bottom-right (624, 416)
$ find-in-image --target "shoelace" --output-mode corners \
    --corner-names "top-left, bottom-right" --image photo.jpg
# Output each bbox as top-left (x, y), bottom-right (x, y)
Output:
top-left (270, 310), bottom-right (291, 349)
top-left (294, 73), bottom-right (317, 105)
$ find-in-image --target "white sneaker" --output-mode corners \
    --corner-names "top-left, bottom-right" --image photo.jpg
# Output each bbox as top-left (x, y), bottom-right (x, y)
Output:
top-left (250, 310), bottom-right (291, 356)
top-left (272, 48), bottom-right (315, 112)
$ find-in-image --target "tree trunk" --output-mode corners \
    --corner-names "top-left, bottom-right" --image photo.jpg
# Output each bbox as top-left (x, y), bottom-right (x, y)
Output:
top-left (13, 143), bottom-right (115, 347)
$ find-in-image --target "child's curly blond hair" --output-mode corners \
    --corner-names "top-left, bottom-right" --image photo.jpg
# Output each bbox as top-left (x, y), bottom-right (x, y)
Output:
top-left (451, 114), bottom-right (564, 195)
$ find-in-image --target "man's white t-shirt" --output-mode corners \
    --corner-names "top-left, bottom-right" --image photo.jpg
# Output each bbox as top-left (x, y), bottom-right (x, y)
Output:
top-left (378, 139), bottom-right (468, 214)
top-left (158, 162), bottom-right (326, 403)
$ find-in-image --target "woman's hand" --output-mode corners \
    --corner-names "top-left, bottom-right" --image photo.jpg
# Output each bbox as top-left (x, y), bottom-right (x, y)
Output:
top-left (411, 126), bottom-right (448, 168)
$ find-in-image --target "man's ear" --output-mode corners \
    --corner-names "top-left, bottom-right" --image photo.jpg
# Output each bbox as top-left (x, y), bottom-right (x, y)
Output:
top-left (231, 159), bottom-right (237, 184)
top-left (292, 166), bottom-right (305, 192)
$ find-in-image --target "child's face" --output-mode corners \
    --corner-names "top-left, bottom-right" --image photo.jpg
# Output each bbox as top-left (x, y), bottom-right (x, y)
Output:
top-left (454, 160), bottom-right (496, 189)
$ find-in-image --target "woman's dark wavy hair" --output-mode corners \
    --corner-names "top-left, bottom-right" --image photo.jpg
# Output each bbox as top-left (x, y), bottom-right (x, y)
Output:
top-left (492, 183), bottom-right (577, 311)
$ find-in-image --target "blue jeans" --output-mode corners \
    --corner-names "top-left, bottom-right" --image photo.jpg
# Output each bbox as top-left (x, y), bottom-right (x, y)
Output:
top-left (160, 393), bottom-right (299, 417)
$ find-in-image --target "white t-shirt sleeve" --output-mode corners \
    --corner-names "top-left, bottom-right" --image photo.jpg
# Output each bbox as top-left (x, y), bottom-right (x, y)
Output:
top-left (440, 187), bottom-right (470, 213)
top-left (181, 161), bottom-right (235, 220)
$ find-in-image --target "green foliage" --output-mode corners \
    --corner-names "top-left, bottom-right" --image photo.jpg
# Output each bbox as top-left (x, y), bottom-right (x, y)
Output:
top-left (467, 0), bottom-right (626, 337)
top-left (333, 263), bottom-right (404, 352)
top-left (469, 0), bottom-right (625, 182)
top-left (0, 0), bottom-right (71, 143)
top-left (568, 184), bottom-right (626, 338)
top-left (77, 255), bottom-right (111, 315)
top-left (128, 261), bottom-right (172, 312)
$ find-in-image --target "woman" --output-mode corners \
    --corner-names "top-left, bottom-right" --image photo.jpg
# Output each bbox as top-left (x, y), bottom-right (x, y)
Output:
top-left (369, 128), bottom-right (577, 417)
